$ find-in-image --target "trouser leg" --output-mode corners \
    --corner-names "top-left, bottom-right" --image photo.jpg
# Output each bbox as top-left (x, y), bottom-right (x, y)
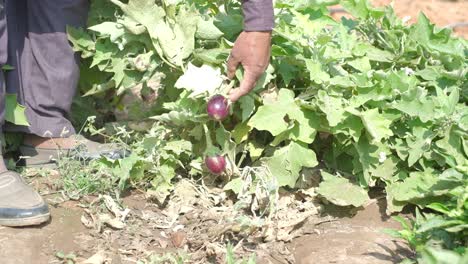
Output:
top-left (4, 0), bottom-right (89, 138)
top-left (0, 0), bottom-right (7, 130)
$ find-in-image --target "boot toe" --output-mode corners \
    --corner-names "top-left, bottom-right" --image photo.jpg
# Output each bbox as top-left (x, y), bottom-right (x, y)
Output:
top-left (0, 171), bottom-right (50, 227)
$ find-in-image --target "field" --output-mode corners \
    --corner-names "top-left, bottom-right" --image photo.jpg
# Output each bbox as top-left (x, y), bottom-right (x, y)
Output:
top-left (0, 0), bottom-right (467, 263)
top-left (0, 172), bottom-right (413, 264)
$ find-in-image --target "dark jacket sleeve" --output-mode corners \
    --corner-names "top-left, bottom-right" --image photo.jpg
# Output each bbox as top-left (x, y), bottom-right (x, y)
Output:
top-left (241, 0), bottom-right (274, 31)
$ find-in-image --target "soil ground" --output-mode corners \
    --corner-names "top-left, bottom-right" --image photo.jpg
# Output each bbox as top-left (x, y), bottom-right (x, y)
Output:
top-left (0, 1), bottom-right (465, 263)
top-left (0, 188), bottom-right (412, 264)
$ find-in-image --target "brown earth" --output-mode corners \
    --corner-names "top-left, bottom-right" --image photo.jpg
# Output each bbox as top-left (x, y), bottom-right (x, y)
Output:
top-left (292, 201), bottom-right (414, 264)
top-left (0, 177), bottom-right (413, 264)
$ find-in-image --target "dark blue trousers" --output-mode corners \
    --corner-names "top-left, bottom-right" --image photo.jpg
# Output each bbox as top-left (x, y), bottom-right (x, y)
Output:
top-left (0, 0), bottom-right (89, 137)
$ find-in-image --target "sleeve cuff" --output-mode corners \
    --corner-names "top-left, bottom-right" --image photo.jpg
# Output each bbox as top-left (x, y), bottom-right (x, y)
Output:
top-left (242, 0), bottom-right (275, 32)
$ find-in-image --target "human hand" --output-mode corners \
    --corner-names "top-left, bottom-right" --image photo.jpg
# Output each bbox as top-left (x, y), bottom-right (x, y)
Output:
top-left (226, 31), bottom-right (272, 102)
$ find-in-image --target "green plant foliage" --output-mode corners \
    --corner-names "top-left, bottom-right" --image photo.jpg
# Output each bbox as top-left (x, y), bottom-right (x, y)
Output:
top-left (69, 0), bottom-right (467, 260)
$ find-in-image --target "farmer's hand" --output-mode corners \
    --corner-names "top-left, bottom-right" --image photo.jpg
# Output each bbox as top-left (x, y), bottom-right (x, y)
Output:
top-left (227, 31), bottom-right (272, 102)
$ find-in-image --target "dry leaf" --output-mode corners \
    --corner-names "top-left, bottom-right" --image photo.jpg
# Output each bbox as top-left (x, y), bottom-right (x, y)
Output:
top-left (81, 215), bottom-right (94, 229)
top-left (103, 195), bottom-right (128, 219)
top-left (171, 231), bottom-right (187, 248)
top-left (80, 250), bottom-right (108, 264)
top-left (99, 214), bottom-right (126, 229)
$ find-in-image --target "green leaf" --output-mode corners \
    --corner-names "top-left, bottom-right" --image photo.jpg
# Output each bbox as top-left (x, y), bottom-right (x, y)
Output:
top-left (347, 57), bottom-right (371, 72)
top-left (393, 96), bottom-right (436, 123)
top-left (66, 26), bottom-right (95, 58)
top-left (110, 0), bottom-right (198, 66)
top-left (194, 48), bottom-right (229, 64)
top-left (239, 95), bottom-right (256, 122)
top-left (87, 0), bottom-right (119, 26)
top-left (5, 94), bottom-right (29, 126)
top-left (409, 13), bottom-right (465, 58)
top-left (215, 126), bottom-right (236, 157)
top-left (247, 141), bottom-right (264, 161)
top-left (421, 247), bottom-right (466, 264)
top-left (90, 40), bottom-right (118, 68)
top-left (196, 17), bottom-right (223, 40)
top-left (386, 186), bottom-right (407, 214)
top-left (253, 64), bottom-right (276, 91)
top-left (214, 125), bottom-right (237, 167)
top-left (332, 115), bottom-right (363, 141)
top-left (150, 163), bottom-right (177, 203)
top-left (352, 43), bottom-right (394, 62)
top-left (359, 109), bottom-right (393, 142)
top-left (152, 110), bottom-right (201, 126)
top-left (2, 64), bottom-right (14, 71)
top-left (115, 153), bottom-right (140, 190)
top-left (263, 141), bottom-right (318, 187)
top-left (292, 10), bottom-right (338, 38)
top-left (385, 170), bottom-right (457, 203)
top-left (164, 140), bottom-right (192, 156)
top-left (406, 125), bottom-right (437, 166)
top-left (106, 56), bottom-right (128, 88)
top-left (249, 89), bottom-right (318, 143)
top-left (224, 178), bottom-right (243, 194)
top-left (55, 252), bottom-right (66, 259)
top-left (341, 0), bottom-right (384, 19)
top-left (435, 86), bottom-right (459, 116)
top-left (416, 67), bottom-right (439, 81)
top-left (330, 75), bottom-right (355, 87)
top-left (316, 90), bottom-right (346, 127)
top-left (248, 104), bottom-right (288, 136)
top-left (214, 11), bottom-right (243, 40)
top-left (370, 155), bottom-right (399, 181)
top-left (277, 59), bottom-right (299, 86)
top-left (248, 89), bottom-right (296, 136)
top-left (89, 22), bottom-right (125, 42)
top-left (232, 122), bottom-right (251, 144)
top-left (435, 127), bottom-right (467, 167)
top-left (354, 135), bottom-right (381, 186)
top-left (317, 171), bottom-right (370, 207)
top-left (109, 0), bottom-right (165, 33)
top-left (386, 70), bottom-right (419, 93)
top-left (279, 0), bottom-right (339, 9)
top-left (426, 203), bottom-right (450, 215)
top-left (305, 59), bottom-right (330, 84)
top-left (290, 111), bottom-right (320, 144)
top-left (340, 0), bottom-right (371, 19)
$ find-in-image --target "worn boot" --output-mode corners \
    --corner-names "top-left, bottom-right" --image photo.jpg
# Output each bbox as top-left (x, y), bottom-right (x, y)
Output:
top-left (19, 134), bottom-right (129, 167)
top-left (0, 171), bottom-right (50, 226)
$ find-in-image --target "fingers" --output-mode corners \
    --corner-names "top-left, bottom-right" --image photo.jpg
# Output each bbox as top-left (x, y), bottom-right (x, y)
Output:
top-left (226, 52), bottom-right (240, 80)
top-left (228, 70), bottom-right (260, 102)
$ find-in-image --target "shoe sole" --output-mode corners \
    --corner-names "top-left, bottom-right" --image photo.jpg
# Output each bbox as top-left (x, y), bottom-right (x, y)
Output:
top-left (18, 146), bottom-right (59, 168)
top-left (0, 212), bottom-right (51, 227)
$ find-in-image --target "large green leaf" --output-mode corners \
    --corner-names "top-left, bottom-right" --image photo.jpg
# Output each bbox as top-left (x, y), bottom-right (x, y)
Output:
top-left (263, 141), bottom-right (318, 187)
top-left (386, 170), bottom-right (462, 205)
top-left (89, 22), bottom-right (125, 43)
top-left (248, 89), bottom-right (316, 140)
top-left (409, 13), bottom-right (465, 58)
top-left (316, 90), bottom-right (347, 127)
top-left (359, 109), bottom-right (393, 142)
top-left (196, 17), bottom-right (223, 40)
top-left (317, 171), bottom-right (370, 207)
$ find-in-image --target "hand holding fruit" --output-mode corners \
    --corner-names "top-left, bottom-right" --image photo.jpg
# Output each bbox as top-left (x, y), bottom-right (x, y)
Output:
top-left (226, 31), bottom-right (272, 102)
